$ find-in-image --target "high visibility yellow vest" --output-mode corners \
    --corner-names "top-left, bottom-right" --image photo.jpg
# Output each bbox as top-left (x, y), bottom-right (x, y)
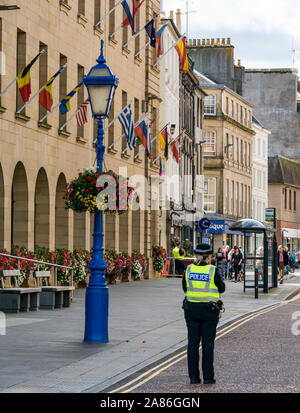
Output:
top-left (173, 247), bottom-right (185, 260)
top-left (185, 264), bottom-right (220, 303)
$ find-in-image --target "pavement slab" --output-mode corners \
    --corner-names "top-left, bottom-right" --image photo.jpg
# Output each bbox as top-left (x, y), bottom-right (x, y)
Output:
top-left (0, 271), bottom-right (299, 393)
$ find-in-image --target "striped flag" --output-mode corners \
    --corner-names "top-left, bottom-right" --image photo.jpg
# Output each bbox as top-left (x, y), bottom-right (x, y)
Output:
top-left (121, 0), bottom-right (136, 35)
top-left (122, 0), bottom-right (144, 27)
top-left (76, 98), bottom-right (90, 127)
top-left (39, 65), bottom-right (66, 112)
top-left (118, 103), bottom-right (135, 150)
top-left (60, 81), bottom-right (83, 115)
top-left (175, 37), bottom-right (189, 74)
top-left (17, 50), bottom-right (44, 103)
top-left (135, 114), bottom-right (151, 158)
top-left (156, 23), bottom-right (168, 57)
top-left (157, 126), bottom-right (168, 160)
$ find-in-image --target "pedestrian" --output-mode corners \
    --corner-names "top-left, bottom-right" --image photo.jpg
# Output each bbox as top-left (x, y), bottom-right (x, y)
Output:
top-left (173, 242), bottom-right (186, 275)
top-left (257, 246), bottom-right (264, 282)
top-left (277, 245), bottom-right (288, 284)
top-left (216, 247), bottom-right (227, 280)
top-left (231, 247), bottom-right (243, 282)
top-left (227, 248), bottom-right (235, 280)
top-left (182, 244), bottom-right (226, 385)
top-left (291, 250), bottom-right (297, 273)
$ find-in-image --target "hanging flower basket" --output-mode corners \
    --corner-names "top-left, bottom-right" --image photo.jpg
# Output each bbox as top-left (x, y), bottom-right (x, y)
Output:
top-left (63, 169), bottom-right (135, 214)
top-left (152, 245), bottom-right (167, 273)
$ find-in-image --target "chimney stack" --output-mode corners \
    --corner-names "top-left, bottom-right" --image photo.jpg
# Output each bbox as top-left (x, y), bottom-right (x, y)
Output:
top-left (176, 9), bottom-right (181, 33)
top-left (169, 10), bottom-right (174, 21)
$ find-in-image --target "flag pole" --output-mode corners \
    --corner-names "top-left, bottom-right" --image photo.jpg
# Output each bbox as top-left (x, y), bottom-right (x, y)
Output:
top-left (153, 34), bottom-right (185, 68)
top-left (38, 101), bottom-right (60, 123)
top-left (16, 63), bottom-right (67, 114)
top-left (0, 49), bottom-right (46, 98)
top-left (59, 107), bottom-right (80, 132)
top-left (0, 77), bottom-right (18, 98)
top-left (108, 113), bottom-right (148, 150)
top-left (39, 79), bottom-right (83, 123)
top-left (123, 13), bottom-right (161, 50)
top-left (135, 40), bottom-right (150, 58)
top-left (134, 122), bottom-right (170, 158)
top-left (94, 0), bottom-right (122, 28)
top-left (104, 100), bottom-right (132, 133)
top-left (108, 22), bottom-right (123, 39)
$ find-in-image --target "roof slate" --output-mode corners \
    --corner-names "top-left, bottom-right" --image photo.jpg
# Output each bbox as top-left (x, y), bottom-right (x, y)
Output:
top-left (268, 156), bottom-right (300, 187)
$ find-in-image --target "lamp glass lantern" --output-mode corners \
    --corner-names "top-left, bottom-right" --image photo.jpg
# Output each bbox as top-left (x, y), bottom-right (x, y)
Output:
top-left (83, 40), bottom-right (119, 119)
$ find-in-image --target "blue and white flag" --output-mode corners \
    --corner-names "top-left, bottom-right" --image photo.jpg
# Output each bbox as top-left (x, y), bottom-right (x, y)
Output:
top-left (118, 103), bottom-right (135, 150)
top-left (121, 0), bottom-right (136, 35)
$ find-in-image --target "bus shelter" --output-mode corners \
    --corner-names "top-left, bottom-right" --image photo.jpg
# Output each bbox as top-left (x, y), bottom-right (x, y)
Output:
top-left (230, 219), bottom-right (277, 299)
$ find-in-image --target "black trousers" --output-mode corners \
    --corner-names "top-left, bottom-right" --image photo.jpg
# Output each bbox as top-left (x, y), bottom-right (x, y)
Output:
top-left (175, 259), bottom-right (186, 275)
top-left (184, 302), bottom-right (219, 381)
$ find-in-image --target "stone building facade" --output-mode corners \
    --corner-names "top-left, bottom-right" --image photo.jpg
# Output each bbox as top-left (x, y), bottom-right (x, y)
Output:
top-left (0, 0), bottom-right (161, 277)
top-left (268, 156), bottom-right (300, 251)
top-left (243, 69), bottom-right (300, 161)
top-left (194, 72), bottom-right (254, 250)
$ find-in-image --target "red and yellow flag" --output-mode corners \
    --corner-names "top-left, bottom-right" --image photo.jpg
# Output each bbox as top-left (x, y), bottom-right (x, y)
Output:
top-left (175, 37), bottom-right (189, 74)
top-left (157, 127), bottom-right (168, 160)
top-left (39, 80), bottom-right (54, 112)
top-left (17, 51), bottom-right (43, 103)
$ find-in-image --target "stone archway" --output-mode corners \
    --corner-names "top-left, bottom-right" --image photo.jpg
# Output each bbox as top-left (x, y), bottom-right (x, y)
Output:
top-left (34, 168), bottom-right (50, 249)
top-left (11, 162), bottom-right (29, 249)
top-left (55, 173), bottom-right (68, 249)
top-left (0, 164), bottom-right (4, 249)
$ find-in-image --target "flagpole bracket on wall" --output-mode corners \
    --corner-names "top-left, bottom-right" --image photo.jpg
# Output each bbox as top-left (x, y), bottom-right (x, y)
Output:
top-left (15, 112), bottom-right (30, 123)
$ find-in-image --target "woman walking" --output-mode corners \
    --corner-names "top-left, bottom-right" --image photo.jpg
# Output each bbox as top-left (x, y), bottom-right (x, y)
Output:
top-left (278, 245), bottom-right (289, 284)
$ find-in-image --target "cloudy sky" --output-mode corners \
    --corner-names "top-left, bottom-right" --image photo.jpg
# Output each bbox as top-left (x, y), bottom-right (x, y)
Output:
top-left (162, 0), bottom-right (300, 72)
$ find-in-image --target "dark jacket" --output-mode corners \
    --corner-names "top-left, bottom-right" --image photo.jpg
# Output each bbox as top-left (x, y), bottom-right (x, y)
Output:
top-left (182, 262), bottom-right (226, 295)
top-left (278, 250), bottom-right (289, 266)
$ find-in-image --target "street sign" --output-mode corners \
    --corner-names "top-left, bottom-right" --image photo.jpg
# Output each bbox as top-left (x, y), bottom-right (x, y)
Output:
top-left (198, 218), bottom-right (211, 231)
top-left (265, 208), bottom-right (276, 222)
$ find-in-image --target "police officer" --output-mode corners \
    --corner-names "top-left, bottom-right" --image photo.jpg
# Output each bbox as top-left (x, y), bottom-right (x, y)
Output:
top-left (182, 244), bottom-right (226, 385)
top-left (173, 242), bottom-right (186, 275)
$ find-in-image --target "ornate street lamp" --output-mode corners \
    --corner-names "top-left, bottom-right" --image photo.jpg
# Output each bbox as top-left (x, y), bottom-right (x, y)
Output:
top-left (83, 40), bottom-right (119, 343)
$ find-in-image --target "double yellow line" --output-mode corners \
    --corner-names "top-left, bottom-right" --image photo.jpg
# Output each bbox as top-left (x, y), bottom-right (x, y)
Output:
top-left (109, 294), bottom-right (300, 394)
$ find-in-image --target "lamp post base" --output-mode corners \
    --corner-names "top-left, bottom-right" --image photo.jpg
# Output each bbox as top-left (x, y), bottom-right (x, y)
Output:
top-left (84, 284), bottom-right (109, 343)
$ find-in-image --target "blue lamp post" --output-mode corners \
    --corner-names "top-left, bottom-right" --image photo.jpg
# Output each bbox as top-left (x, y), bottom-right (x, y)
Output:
top-left (83, 40), bottom-right (119, 343)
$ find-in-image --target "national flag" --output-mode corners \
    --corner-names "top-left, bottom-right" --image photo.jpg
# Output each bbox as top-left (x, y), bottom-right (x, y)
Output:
top-left (39, 65), bottom-right (66, 112)
top-left (17, 50), bottom-right (44, 103)
top-left (76, 98), bottom-right (90, 127)
top-left (156, 23), bottom-right (168, 57)
top-left (59, 82), bottom-right (83, 115)
top-left (159, 141), bottom-right (163, 176)
top-left (145, 19), bottom-right (156, 48)
top-left (135, 115), bottom-right (151, 158)
top-left (171, 138), bottom-right (179, 163)
top-left (121, 0), bottom-right (136, 35)
top-left (157, 127), bottom-right (168, 160)
top-left (159, 159), bottom-right (163, 176)
top-left (118, 103), bottom-right (135, 150)
top-left (122, 0), bottom-right (144, 27)
top-left (175, 37), bottom-right (189, 74)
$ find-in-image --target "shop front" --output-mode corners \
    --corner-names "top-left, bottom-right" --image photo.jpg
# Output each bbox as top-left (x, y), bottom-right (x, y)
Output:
top-left (197, 218), bottom-right (246, 252)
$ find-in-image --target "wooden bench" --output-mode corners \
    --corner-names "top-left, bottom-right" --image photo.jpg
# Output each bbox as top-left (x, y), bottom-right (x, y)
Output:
top-left (33, 271), bottom-right (75, 310)
top-left (0, 270), bottom-right (41, 313)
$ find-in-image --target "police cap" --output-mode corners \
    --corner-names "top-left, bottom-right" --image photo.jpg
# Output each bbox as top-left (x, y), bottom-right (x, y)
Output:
top-left (194, 244), bottom-right (213, 255)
